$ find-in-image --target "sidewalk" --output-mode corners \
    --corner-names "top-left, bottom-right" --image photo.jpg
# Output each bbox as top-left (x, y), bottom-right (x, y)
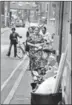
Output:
top-left (1, 27), bottom-right (10, 34)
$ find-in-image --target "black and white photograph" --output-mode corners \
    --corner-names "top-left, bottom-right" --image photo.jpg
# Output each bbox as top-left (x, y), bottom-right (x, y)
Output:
top-left (0, 1), bottom-right (71, 104)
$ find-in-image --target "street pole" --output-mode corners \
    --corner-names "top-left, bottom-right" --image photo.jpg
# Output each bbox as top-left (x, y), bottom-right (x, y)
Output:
top-left (0, 1), bottom-right (1, 33)
top-left (28, 9), bottom-right (30, 23)
top-left (40, 3), bottom-right (42, 20)
top-left (70, 2), bottom-right (72, 37)
top-left (7, 1), bottom-right (10, 27)
top-left (0, 1), bottom-right (1, 80)
top-left (58, 1), bottom-right (64, 62)
top-left (1, 1), bottom-right (5, 27)
top-left (70, 2), bottom-right (72, 84)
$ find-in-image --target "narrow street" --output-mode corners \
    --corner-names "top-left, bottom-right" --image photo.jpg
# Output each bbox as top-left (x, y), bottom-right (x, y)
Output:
top-left (1, 1), bottom-right (71, 105)
top-left (1, 27), bottom-right (27, 83)
top-left (1, 27), bottom-right (32, 104)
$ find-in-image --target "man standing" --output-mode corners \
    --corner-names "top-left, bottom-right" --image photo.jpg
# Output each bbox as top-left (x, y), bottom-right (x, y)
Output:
top-left (7, 27), bottom-right (22, 57)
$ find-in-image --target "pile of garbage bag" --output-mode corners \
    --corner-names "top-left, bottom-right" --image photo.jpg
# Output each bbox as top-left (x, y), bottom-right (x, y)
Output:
top-left (28, 33), bottom-right (58, 92)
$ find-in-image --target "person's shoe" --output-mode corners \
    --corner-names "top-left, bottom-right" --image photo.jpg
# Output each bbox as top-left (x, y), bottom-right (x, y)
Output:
top-left (14, 56), bottom-right (16, 57)
top-left (6, 54), bottom-right (10, 57)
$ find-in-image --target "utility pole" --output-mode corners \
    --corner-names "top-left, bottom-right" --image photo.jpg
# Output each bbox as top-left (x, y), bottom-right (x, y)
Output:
top-left (0, 1), bottom-right (1, 30)
top-left (70, 3), bottom-right (72, 105)
top-left (23, 10), bottom-right (25, 23)
top-left (70, 2), bottom-right (72, 37)
top-left (40, 3), bottom-right (42, 20)
top-left (5, 1), bottom-right (9, 27)
top-left (7, 1), bottom-right (10, 27)
top-left (70, 2), bottom-right (72, 82)
top-left (28, 9), bottom-right (30, 23)
top-left (58, 1), bottom-right (64, 62)
top-left (0, 1), bottom-right (1, 68)
top-left (1, 1), bottom-right (5, 27)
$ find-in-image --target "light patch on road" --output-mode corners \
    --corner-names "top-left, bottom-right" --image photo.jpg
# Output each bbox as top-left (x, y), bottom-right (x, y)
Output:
top-left (1, 54), bottom-right (27, 91)
top-left (3, 58), bottom-right (29, 104)
top-left (1, 45), bottom-right (9, 53)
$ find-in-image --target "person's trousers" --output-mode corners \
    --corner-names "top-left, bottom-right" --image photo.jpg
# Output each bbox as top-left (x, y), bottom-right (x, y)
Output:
top-left (7, 42), bottom-right (17, 57)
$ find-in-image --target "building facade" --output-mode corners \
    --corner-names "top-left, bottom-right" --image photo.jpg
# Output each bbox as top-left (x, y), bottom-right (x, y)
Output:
top-left (1, 1), bottom-right (5, 27)
top-left (1, 1), bottom-right (10, 27)
top-left (61, 2), bottom-right (71, 104)
top-left (55, 1), bottom-right (71, 104)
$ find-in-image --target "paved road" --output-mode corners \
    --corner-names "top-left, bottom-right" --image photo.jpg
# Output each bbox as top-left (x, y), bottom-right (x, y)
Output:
top-left (1, 27), bottom-right (27, 84)
top-left (1, 27), bottom-right (32, 104)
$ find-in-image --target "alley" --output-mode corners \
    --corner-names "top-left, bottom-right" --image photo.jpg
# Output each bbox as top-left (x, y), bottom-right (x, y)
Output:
top-left (0, 1), bottom-right (71, 105)
top-left (1, 27), bottom-right (32, 104)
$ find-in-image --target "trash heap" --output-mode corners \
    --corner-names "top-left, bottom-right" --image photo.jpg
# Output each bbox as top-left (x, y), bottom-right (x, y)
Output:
top-left (28, 33), bottom-right (58, 92)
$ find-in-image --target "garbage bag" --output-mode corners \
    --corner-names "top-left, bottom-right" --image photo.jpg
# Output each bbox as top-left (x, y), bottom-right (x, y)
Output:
top-left (35, 77), bottom-right (56, 94)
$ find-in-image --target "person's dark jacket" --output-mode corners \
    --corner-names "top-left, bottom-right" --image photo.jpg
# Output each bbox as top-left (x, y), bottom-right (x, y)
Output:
top-left (9, 32), bottom-right (22, 44)
top-left (25, 31), bottom-right (30, 52)
top-left (26, 31), bottom-right (29, 37)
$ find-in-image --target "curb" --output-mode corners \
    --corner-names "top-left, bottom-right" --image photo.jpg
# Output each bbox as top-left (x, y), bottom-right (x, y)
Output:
top-left (1, 28), bottom-right (10, 34)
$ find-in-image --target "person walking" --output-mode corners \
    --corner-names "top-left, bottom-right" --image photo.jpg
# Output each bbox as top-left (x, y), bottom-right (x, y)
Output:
top-left (6, 27), bottom-right (22, 57)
